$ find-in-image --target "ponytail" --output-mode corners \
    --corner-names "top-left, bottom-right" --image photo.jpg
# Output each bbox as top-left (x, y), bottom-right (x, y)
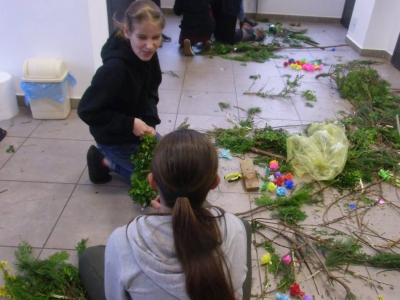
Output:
top-left (172, 197), bottom-right (236, 300)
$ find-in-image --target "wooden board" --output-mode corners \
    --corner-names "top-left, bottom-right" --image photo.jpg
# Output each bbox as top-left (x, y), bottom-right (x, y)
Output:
top-left (240, 160), bottom-right (259, 191)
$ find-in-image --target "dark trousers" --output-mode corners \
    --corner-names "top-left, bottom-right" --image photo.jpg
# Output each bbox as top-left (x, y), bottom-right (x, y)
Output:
top-left (79, 219), bottom-right (252, 300)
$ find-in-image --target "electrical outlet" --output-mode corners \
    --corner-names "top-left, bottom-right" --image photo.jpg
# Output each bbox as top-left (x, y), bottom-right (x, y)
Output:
top-left (349, 17), bottom-right (357, 32)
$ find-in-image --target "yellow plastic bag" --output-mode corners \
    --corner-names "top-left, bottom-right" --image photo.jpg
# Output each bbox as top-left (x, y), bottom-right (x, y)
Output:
top-left (287, 123), bottom-right (348, 180)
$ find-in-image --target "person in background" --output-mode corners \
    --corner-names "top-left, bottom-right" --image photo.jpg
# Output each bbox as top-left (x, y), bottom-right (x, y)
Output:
top-left (0, 128), bottom-right (6, 142)
top-left (211, 0), bottom-right (264, 45)
top-left (78, 0), bottom-right (164, 184)
top-left (237, 0), bottom-right (257, 29)
top-left (173, 0), bottom-right (215, 56)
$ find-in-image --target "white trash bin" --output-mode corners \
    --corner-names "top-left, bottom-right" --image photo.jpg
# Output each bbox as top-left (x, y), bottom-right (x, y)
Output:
top-left (21, 58), bottom-right (71, 120)
top-left (0, 72), bottom-right (19, 121)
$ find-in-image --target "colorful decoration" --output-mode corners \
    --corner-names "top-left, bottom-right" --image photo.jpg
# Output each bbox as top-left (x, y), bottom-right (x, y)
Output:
top-left (283, 58), bottom-right (323, 72)
top-left (276, 186), bottom-right (287, 196)
top-left (285, 179), bottom-right (295, 189)
top-left (303, 296), bottom-right (312, 300)
top-left (284, 173), bottom-right (293, 181)
top-left (375, 198), bottom-right (386, 205)
top-left (265, 167), bottom-right (270, 175)
top-left (260, 253), bottom-right (272, 265)
top-left (261, 182), bottom-right (268, 191)
top-left (268, 182), bottom-right (277, 192)
top-left (349, 203), bottom-right (356, 210)
top-left (269, 160), bottom-right (279, 170)
top-left (274, 171), bottom-right (281, 178)
top-left (219, 149), bottom-right (232, 160)
top-left (281, 254), bottom-right (291, 264)
top-left (275, 176), bottom-right (284, 187)
top-left (276, 293), bottom-right (290, 300)
top-left (290, 282), bottom-right (305, 297)
top-left (268, 175), bottom-right (276, 182)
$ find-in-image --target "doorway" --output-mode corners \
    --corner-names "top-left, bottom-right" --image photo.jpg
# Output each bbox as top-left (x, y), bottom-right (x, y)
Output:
top-left (341, 0), bottom-right (356, 29)
top-left (106, 0), bottom-right (135, 35)
top-left (392, 33), bottom-right (400, 71)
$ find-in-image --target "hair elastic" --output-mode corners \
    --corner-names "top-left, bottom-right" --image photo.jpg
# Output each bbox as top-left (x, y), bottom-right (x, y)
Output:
top-left (175, 190), bottom-right (189, 198)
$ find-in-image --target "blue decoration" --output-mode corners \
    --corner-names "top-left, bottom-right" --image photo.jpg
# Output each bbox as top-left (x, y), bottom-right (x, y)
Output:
top-left (219, 149), bottom-right (232, 160)
top-left (303, 296), bottom-right (312, 300)
top-left (276, 293), bottom-right (290, 300)
top-left (289, 58), bottom-right (295, 64)
top-left (285, 179), bottom-right (295, 189)
top-left (274, 171), bottom-right (281, 178)
top-left (265, 167), bottom-right (270, 175)
top-left (349, 203), bottom-right (356, 210)
top-left (276, 187), bottom-right (287, 196)
top-left (331, 48), bottom-right (336, 51)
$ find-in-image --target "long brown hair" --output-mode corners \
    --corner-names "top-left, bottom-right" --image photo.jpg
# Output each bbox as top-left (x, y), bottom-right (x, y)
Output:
top-left (114, 0), bottom-right (165, 36)
top-left (151, 129), bottom-right (236, 300)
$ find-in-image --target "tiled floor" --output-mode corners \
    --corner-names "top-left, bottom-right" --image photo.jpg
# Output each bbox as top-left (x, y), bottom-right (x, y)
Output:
top-left (1, 14), bottom-right (400, 299)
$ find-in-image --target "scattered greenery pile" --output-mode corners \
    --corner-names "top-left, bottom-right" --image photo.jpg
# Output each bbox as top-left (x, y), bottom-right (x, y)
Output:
top-left (254, 189), bottom-right (315, 225)
top-left (204, 26), bottom-right (320, 62)
top-left (209, 120), bottom-right (289, 156)
top-left (129, 134), bottom-right (158, 207)
top-left (0, 240), bottom-right (88, 300)
top-left (317, 61), bottom-right (400, 188)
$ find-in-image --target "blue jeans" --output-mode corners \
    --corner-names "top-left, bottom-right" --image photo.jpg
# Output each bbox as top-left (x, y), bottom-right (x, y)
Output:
top-left (238, 1), bottom-right (245, 21)
top-left (97, 133), bottom-right (162, 180)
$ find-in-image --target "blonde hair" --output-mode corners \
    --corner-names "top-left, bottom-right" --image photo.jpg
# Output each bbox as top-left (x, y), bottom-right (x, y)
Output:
top-left (114, 0), bottom-right (165, 35)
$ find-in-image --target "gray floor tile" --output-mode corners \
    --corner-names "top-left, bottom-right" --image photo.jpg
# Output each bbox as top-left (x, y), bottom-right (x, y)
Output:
top-left (78, 166), bottom-right (129, 187)
top-left (158, 89), bottom-right (181, 114)
top-left (158, 113), bottom-right (177, 135)
top-left (183, 71), bottom-right (235, 93)
top-left (160, 71), bottom-right (185, 90)
top-left (0, 138), bottom-right (91, 183)
top-left (30, 109), bottom-right (93, 141)
top-left (186, 55), bottom-right (233, 73)
top-left (45, 184), bottom-right (144, 249)
top-left (175, 114), bottom-right (233, 132)
top-left (0, 181), bottom-right (74, 247)
top-left (0, 136), bottom-right (26, 169)
top-left (178, 91), bottom-right (239, 117)
top-left (207, 190), bottom-right (251, 214)
top-left (0, 106), bottom-right (42, 138)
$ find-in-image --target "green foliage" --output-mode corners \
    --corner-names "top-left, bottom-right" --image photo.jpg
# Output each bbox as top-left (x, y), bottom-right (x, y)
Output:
top-left (251, 220), bottom-right (266, 232)
top-left (305, 102), bottom-right (314, 108)
top-left (286, 75), bottom-right (303, 88)
top-left (268, 254), bottom-right (295, 292)
top-left (254, 189), bottom-right (313, 224)
top-left (258, 240), bottom-right (276, 254)
top-left (323, 238), bottom-right (363, 268)
top-left (218, 102), bottom-right (231, 110)
top-left (253, 126), bottom-right (289, 156)
top-left (214, 125), bottom-right (255, 153)
top-left (247, 107), bottom-right (262, 116)
top-left (302, 90), bottom-right (317, 101)
top-left (129, 134), bottom-right (158, 207)
top-left (75, 238), bottom-right (88, 256)
top-left (0, 241), bottom-right (87, 300)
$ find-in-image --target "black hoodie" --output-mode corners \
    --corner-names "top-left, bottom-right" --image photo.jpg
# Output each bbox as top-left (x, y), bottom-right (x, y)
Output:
top-left (78, 32), bottom-right (162, 145)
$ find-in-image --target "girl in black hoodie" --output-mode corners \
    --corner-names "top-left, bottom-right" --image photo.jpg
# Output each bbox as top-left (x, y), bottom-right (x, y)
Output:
top-left (78, 0), bottom-right (164, 184)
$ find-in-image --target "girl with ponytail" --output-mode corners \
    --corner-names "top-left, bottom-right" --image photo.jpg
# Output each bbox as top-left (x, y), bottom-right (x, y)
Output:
top-left (104, 129), bottom-right (248, 300)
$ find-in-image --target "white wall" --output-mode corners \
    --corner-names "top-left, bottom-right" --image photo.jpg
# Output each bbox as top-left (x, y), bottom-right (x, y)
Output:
top-left (0, 0), bottom-right (99, 98)
top-left (347, 0), bottom-right (400, 55)
top-left (346, 0), bottom-right (376, 48)
top-left (163, 0), bottom-right (346, 18)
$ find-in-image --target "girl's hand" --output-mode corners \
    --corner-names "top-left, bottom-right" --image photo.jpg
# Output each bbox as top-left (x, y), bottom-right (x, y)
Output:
top-left (151, 195), bottom-right (162, 211)
top-left (133, 118), bottom-right (156, 137)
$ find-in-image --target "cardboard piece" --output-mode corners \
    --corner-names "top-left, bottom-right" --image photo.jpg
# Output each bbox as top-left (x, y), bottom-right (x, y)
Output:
top-left (240, 160), bottom-right (259, 191)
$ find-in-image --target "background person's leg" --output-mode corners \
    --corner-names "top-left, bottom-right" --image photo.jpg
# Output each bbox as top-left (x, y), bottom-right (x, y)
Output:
top-left (97, 143), bottom-right (140, 180)
top-left (79, 246), bottom-right (107, 300)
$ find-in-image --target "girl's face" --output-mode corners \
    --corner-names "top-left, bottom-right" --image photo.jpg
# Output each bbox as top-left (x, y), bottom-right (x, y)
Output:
top-left (124, 20), bottom-right (162, 61)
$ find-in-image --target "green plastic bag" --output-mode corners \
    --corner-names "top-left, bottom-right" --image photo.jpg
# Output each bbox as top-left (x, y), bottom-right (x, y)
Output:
top-left (287, 123), bottom-right (348, 180)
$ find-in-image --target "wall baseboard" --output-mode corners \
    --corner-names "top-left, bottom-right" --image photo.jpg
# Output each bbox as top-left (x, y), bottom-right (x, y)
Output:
top-left (345, 36), bottom-right (392, 61)
top-left (161, 8), bottom-right (340, 23)
top-left (17, 95), bottom-right (80, 109)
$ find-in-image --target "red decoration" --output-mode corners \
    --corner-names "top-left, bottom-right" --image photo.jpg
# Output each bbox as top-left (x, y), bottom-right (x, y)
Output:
top-left (290, 282), bottom-right (305, 297)
top-left (274, 176), bottom-right (284, 187)
top-left (284, 173), bottom-right (293, 181)
top-left (284, 62), bottom-right (289, 67)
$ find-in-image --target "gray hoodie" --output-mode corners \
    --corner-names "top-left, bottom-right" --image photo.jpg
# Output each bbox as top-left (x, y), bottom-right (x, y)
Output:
top-left (105, 208), bottom-right (248, 300)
